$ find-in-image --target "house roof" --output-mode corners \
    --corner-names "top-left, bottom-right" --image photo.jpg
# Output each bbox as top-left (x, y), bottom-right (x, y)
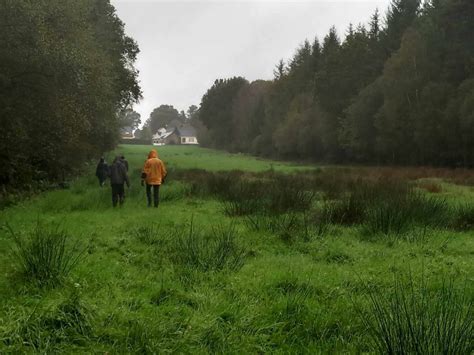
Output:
top-left (153, 130), bottom-right (175, 140)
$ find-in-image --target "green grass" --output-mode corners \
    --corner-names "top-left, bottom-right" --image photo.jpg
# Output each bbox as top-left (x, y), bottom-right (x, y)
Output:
top-left (0, 144), bottom-right (473, 353)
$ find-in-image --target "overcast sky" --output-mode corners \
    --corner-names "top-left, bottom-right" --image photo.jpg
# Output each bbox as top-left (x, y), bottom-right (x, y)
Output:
top-left (112, 0), bottom-right (392, 122)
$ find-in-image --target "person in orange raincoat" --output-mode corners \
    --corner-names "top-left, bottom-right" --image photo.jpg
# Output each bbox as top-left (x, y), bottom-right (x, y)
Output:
top-left (141, 149), bottom-right (167, 207)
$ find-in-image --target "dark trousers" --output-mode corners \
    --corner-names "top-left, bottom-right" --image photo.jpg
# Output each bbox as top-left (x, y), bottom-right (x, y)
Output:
top-left (146, 184), bottom-right (160, 207)
top-left (112, 184), bottom-right (125, 207)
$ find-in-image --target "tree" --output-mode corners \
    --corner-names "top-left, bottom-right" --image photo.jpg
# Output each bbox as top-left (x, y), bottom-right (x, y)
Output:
top-left (0, 0), bottom-right (141, 186)
top-left (195, 0), bottom-right (473, 167)
top-left (145, 105), bottom-right (181, 133)
top-left (375, 28), bottom-right (430, 163)
top-left (119, 109), bottom-right (141, 130)
top-left (383, 0), bottom-right (421, 52)
top-left (135, 126), bottom-right (153, 142)
top-left (199, 77), bottom-right (248, 149)
top-left (187, 105), bottom-right (199, 120)
top-left (273, 59), bottom-right (287, 80)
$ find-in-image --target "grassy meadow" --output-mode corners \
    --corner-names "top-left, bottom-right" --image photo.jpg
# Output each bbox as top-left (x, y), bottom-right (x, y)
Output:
top-left (0, 145), bottom-right (473, 353)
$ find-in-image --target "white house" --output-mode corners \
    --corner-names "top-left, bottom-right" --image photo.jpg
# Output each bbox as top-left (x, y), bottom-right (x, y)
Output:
top-left (152, 124), bottom-right (198, 146)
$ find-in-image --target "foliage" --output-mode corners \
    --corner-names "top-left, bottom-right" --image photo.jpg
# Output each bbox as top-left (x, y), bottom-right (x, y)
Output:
top-left (197, 0), bottom-right (474, 167)
top-left (144, 105), bottom-right (184, 134)
top-left (0, 0), bottom-right (141, 188)
top-left (119, 109), bottom-right (141, 131)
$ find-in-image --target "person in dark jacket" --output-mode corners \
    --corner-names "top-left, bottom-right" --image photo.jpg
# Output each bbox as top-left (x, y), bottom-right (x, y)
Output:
top-left (120, 155), bottom-right (129, 172)
top-left (109, 156), bottom-right (130, 207)
top-left (95, 157), bottom-right (109, 187)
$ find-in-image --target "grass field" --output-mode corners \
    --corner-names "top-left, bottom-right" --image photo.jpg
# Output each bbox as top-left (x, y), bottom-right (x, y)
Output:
top-left (0, 145), bottom-right (473, 353)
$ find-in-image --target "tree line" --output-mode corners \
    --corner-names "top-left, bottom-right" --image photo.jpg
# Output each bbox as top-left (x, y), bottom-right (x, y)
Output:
top-left (0, 0), bottom-right (141, 188)
top-left (197, 0), bottom-right (474, 167)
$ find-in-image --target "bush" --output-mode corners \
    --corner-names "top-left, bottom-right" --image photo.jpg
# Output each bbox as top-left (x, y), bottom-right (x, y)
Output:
top-left (9, 223), bottom-right (85, 287)
top-left (359, 274), bottom-right (473, 354)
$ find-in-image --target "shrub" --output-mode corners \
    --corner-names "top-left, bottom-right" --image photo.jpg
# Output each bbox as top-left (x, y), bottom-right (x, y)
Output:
top-left (359, 274), bottom-right (473, 354)
top-left (9, 223), bottom-right (85, 287)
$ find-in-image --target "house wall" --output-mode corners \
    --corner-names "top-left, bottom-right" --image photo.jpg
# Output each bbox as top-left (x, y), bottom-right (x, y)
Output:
top-left (180, 136), bottom-right (199, 145)
top-left (164, 133), bottom-right (180, 145)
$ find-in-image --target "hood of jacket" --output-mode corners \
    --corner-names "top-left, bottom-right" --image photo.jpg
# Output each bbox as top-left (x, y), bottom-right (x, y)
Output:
top-left (148, 150), bottom-right (158, 159)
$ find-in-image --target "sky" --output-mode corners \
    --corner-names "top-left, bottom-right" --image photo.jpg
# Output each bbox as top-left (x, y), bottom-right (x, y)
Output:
top-left (112, 0), bottom-right (393, 123)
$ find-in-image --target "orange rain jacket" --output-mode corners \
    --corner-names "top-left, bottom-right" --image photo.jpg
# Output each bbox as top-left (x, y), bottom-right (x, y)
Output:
top-left (142, 150), bottom-right (167, 185)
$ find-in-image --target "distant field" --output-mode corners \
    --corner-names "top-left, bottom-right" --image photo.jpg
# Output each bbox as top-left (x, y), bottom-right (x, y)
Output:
top-left (112, 144), bottom-right (314, 172)
top-left (0, 145), bottom-right (473, 353)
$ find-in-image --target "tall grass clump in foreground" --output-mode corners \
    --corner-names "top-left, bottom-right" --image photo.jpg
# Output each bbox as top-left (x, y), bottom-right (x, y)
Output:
top-left (9, 223), bottom-right (85, 287)
top-left (359, 274), bottom-right (473, 354)
top-left (170, 222), bottom-right (246, 272)
top-left (4, 291), bottom-right (93, 351)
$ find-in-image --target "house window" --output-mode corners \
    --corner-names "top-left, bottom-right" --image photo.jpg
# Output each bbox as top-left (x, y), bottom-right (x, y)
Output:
top-left (181, 137), bottom-right (186, 143)
top-left (189, 137), bottom-right (195, 142)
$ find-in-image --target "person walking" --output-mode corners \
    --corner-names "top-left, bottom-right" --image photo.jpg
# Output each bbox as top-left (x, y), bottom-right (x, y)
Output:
top-left (109, 156), bottom-right (130, 207)
top-left (95, 157), bottom-right (109, 187)
top-left (141, 149), bottom-right (167, 208)
top-left (120, 155), bottom-right (129, 172)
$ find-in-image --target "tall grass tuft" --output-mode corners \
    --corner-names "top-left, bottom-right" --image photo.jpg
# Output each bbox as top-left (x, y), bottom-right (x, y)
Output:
top-left (322, 193), bottom-right (366, 225)
top-left (170, 222), bottom-right (246, 272)
top-left (359, 274), bottom-right (473, 354)
top-left (450, 203), bottom-right (474, 231)
top-left (363, 191), bottom-right (449, 238)
top-left (4, 291), bottom-right (93, 351)
top-left (131, 224), bottom-right (164, 245)
top-left (9, 223), bottom-right (85, 287)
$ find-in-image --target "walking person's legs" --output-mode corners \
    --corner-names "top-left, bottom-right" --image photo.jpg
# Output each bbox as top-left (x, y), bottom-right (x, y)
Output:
top-left (112, 184), bottom-right (119, 207)
top-left (153, 185), bottom-right (160, 207)
top-left (118, 184), bottom-right (125, 206)
top-left (146, 183), bottom-right (152, 207)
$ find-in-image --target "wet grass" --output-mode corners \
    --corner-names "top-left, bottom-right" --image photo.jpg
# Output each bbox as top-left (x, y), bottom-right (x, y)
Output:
top-left (0, 145), bottom-right (472, 352)
top-left (8, 223), bottom-right (85, 288)
top-left (359, 272), bottom-right (473, 354)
